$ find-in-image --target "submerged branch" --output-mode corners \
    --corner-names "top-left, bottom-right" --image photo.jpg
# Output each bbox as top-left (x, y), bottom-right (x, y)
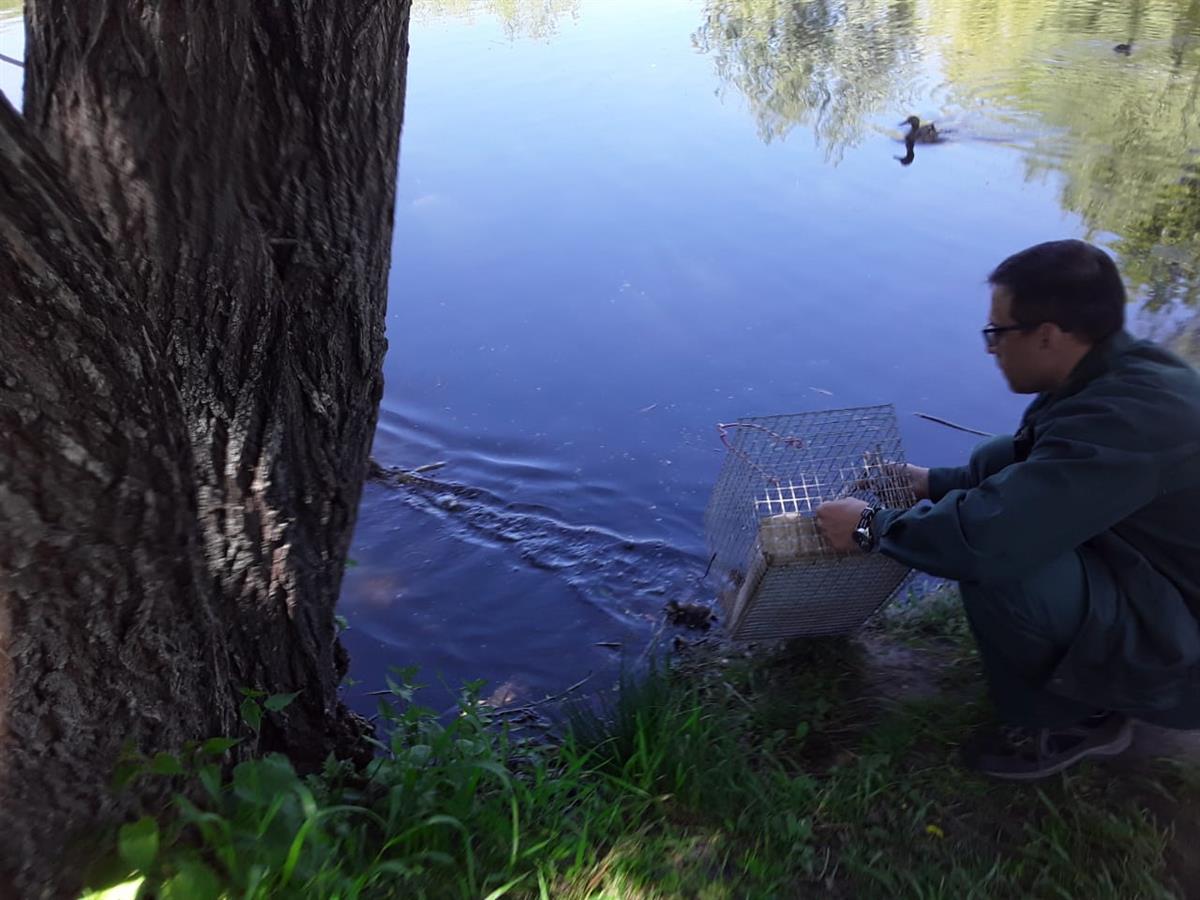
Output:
top-left (913, 412), bottom-right (993, 437)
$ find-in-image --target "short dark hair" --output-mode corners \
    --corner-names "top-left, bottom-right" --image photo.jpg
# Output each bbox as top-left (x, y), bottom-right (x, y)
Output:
top-left (987, 239), bottom-right (1126, 342)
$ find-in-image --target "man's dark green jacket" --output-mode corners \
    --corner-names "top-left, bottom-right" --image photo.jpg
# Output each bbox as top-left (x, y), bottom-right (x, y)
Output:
top-left (874, 331), bottom-right (1200, 718)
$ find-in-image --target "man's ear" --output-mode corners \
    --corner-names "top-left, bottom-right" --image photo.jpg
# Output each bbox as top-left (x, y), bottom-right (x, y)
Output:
top-left (1039, 321), bottom-right (1064, 349)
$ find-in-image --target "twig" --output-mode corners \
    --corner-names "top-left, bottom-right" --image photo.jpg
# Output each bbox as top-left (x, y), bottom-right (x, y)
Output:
top-left (364, 671), bottom-right (593, 721)
top-left (913, 412), bottom-right (993, 438)
top-left (410, 460), bottom-right (447, 474)
top-left (722, 680), bottom-right (755, 710)
top-left (815, 846), bottom-right (834, 881)
top-left (492, 671), bottom-right (594, 717)
top-left (367, 457), bottom-right (447, 479)
top-left (0, 53), bottom-right (24, 69)
top-left (639, 620), bottom-right (668, 665)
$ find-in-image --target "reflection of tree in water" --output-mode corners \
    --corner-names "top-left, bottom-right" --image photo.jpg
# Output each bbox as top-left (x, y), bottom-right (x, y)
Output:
top-left (932, 0), bottom-right (1200, 311)
top-left (1165, 303), bottom-right (1200, 364)
top-left (696, 0), bottom-right (1200, 314)
top-left (1057, 75), bottom-right (1200, 311)
top-left (415, 0), bottom-right (579, 40)
top-left (1100, 156), bottom-right (1200, 311)
top-left (693, 0), bottom-right (922, 159)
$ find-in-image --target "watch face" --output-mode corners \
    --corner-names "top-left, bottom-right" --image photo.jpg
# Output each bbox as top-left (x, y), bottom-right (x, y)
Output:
top-left (853, 507), bottom-right (878, 551)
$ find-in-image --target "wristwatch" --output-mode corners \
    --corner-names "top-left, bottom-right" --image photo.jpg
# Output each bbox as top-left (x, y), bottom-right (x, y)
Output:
top-left (853, 506), bottom-right (881, 552)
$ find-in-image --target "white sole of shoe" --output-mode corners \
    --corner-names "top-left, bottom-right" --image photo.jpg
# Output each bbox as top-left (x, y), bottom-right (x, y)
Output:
top-left (986, 719), bottom-right (1134, 782)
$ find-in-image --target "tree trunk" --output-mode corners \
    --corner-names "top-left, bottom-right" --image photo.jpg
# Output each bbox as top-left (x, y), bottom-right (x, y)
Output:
top-left (0, 2), bottom-right (412, 894)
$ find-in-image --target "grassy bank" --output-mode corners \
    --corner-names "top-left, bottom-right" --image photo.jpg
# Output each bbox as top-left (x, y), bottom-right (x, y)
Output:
top-left (83, 589), bottom-right (1198, 899)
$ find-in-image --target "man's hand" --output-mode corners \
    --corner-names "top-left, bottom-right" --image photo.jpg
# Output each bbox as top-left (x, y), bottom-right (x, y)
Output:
top-left (854, 462), bottom-right (930, 503)
top-left (815, 498), bottom-right (869, 554)
top-left (904, 464), bottom-right (931, 502)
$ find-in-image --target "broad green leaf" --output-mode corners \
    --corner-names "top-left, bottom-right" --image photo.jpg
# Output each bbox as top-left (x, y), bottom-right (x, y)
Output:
top-left (117, 817), bottom-right (159, 871)
top-left (239, 697), bottom-right (263, 732)
top-left (79, 877), bottom-right (145, 900)
top-left (264, 691), bottom-right (299, 712)
top-left (232, 754), bottom-right (299, 806)
top-left (462, 759), bottom-right (513, 787)
top-left (196, 763), bottom-right (223, 799)
top-left (111, 759), bottom-right (144, 791)
top-left (200, 737), bottom-right (241, 756)
top-left (159, 860), bottom-right (221, 900)
top-left (150, 753), bottom-right (185, 776)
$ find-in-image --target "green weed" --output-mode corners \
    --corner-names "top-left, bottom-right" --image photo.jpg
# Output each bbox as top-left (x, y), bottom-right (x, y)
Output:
top-left (80, 600), bottom-right (1196, 899)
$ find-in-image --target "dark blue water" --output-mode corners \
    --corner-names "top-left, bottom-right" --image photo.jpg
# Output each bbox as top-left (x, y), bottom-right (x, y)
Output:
top-left (6, 1), bottom-right (1197, 713)
top-left (344, 0), bottom-right (1200, 711)
top-left (0, 10), bottom-right (19, 102)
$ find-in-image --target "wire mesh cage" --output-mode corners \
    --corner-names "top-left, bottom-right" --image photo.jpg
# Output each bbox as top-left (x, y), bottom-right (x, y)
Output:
top-left (704, 405), bottom-right (916, 640)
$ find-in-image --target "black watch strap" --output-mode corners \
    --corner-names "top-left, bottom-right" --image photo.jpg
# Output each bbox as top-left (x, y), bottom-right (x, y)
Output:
top-left (854, 506), bottom-right (880, 552)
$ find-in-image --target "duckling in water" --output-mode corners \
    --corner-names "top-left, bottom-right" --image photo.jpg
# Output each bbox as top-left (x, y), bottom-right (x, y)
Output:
top-left (901, 116), bottom-right (941, 143)
top-left (1114, 42), bottom-right (1133, 55)
top-left (664, 600), bottom-right (715, 630)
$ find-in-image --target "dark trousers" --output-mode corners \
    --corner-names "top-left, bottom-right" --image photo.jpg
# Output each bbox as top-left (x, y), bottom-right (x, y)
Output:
top-left (955, 437), bottom-right (1200, 729)
top-left (956, 436), bottom-right (1096, 727)
top-left (960, 554), bottom-right (1095, 727)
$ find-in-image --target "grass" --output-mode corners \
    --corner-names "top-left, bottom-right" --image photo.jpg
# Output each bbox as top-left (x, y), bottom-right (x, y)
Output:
top-left (80, 595), bottom-right (1198, 899)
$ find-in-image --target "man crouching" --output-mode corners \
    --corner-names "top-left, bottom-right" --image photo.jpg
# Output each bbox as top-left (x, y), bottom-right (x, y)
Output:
top-left (817, 239), bottom-right (1200, 780)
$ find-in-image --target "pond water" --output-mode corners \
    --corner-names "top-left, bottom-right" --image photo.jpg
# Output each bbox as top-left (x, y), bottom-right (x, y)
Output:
top-left (352, 0), bottom-right (1200, 712)
top-left (0, 6), bottom-right (19, 103)
top-left (3, 1), bottom-right (1199, 713)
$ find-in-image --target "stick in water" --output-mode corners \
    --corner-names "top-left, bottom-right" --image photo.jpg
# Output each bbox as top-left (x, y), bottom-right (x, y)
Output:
top-left (913, 412), bottom-right (993, 438)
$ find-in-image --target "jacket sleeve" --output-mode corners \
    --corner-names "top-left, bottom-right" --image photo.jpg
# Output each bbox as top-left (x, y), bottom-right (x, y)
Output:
top-left (927, 434), bottom-right (1016, 502)
top-left (874, 396), bottom-right (1165, 582)
top-left (926, 465), bottom-right (972, 501)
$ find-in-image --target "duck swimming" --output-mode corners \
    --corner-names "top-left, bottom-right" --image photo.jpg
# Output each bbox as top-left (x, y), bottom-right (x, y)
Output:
top-left (900, 115), bottom-right (941, 144)
top-left (1114, 42), bottom-right (1133, 55)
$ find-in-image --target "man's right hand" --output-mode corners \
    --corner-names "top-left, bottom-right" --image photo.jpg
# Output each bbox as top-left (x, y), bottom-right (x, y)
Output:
top-left (855, 462), bottom-right (931, 502)
top-left (904, 464), bottom-right (931, 501)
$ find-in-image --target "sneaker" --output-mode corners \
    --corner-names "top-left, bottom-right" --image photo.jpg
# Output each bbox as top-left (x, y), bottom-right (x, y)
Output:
top-left (960, 713), bottom-right (1133, 781)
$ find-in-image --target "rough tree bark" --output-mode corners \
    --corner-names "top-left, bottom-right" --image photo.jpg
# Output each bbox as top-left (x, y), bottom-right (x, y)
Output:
top-left (0, 1), bottom-right (412, 895)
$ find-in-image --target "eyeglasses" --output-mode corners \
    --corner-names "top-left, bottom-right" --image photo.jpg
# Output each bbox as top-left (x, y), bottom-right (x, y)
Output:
top-left (981, 322), bottom-right (1040, 350)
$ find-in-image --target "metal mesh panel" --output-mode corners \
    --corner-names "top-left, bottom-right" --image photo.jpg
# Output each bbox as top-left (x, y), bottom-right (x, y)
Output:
top-left (704, 405), bottom-right (915, 639)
